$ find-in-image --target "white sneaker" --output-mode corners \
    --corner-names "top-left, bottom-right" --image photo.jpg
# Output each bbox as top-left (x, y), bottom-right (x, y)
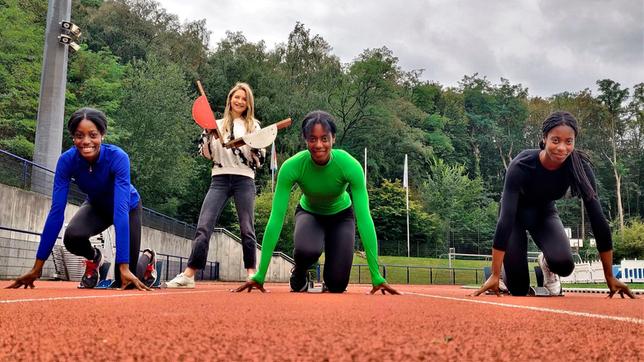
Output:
top-left (162, 273), bottom-right (195, 289)
top-left (498, 279), bottom-right (509, 294)
top-left (538, 253), bottom-right (561, 295)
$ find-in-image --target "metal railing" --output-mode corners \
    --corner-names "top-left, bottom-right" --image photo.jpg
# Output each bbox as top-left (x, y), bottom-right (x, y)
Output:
top-left (0, 148), bottom-right (197, 240)
top-left (316, 263), bottom-right (537, 285)
top-left (0, 226), bottom-right (218, 281)
top-left (215, 227), bottom-right (294, 264)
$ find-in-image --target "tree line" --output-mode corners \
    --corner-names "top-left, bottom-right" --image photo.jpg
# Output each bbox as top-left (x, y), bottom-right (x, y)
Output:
top-left (1, 0), bottom-right (642, 259)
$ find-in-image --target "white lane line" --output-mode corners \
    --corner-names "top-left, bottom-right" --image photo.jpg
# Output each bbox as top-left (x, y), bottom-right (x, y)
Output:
top-left (0, 289), bottom-right (227, 304)
top-left (405, 292), bottom-right (644, 325)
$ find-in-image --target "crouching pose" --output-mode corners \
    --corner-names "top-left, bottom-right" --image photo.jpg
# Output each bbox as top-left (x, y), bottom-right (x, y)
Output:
top-left (474, 111), bottom-right (634, 298)
top-left (235, 111), bottom-right (399, 295)
top-left (7, 108), bottom-right (149, 291)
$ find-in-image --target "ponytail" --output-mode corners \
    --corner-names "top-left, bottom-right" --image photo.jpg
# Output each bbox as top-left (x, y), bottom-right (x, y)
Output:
top-left (568, 149), bottom-right (596, 201)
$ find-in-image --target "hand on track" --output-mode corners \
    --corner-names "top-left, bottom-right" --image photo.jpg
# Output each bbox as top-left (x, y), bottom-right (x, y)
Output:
top-left (120, 269), bottom-right (152, 291)
top-left (606, 276), bottom-right (636, 299)
top-left (232, 280), bottom-right (268, 293)
top-left (369, 282), bottom-right (401, 295)
top-left (472, 275), bottom-right (501, 297)
top-left (5, 269), bottom-right (40, 289)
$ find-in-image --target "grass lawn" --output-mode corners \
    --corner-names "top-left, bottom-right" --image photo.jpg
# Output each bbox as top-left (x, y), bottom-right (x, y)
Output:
top-left (317, 253), bottom-right (540, 285)
top-left (316, 253), bottom-right (641, 288)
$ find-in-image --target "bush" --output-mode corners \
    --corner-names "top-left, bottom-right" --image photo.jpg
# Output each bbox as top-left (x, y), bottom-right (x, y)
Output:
top-left (613, 219), bottom-right (644, 261)
top-left (0, 135), bottom-right (34, 159)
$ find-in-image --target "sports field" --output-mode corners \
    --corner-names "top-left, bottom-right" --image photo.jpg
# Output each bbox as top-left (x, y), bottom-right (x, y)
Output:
top-left (1, 281), bottom-right (641, 360)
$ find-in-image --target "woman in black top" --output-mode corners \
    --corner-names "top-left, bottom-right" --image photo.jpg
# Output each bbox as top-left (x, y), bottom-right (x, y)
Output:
top-left (474, 111), bottom-right (634, 298)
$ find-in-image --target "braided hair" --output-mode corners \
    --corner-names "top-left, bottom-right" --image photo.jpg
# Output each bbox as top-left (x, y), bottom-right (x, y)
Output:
top-left (539, 111), bottom-right (596, 201)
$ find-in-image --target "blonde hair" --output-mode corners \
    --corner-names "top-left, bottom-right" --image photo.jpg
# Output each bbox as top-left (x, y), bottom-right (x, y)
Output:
top-left (222, 82), bottom-right (258, 136)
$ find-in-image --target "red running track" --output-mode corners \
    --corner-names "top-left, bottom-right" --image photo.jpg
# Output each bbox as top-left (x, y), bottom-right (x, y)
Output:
top-left (1, 281), bottom-right (642, 361)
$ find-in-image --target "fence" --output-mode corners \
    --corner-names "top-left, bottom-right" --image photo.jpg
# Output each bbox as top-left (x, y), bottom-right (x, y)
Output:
top-left (0, 148), bottom-right (197, 240)
top-left (0, 226), bottom-right (218, 281)
top-left (317, 263), bottom-right (490, 285)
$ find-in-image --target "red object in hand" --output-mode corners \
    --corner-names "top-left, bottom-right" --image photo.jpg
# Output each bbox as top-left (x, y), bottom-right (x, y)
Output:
top-left (192, 95), bottom-right (217, 129)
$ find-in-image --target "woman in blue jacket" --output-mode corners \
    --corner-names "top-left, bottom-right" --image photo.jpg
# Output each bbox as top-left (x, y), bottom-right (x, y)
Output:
top-left (7, 108), bottom-right (150, 291)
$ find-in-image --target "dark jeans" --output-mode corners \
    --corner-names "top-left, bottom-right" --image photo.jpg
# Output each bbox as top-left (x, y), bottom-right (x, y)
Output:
top-left (63, 201), bottom-right (142, 287)
top-left (504, 204), bottom-right (575, 296)
top-left (293, 205), bottom-right (355, 293)
top-left (188, 174), bottom-right (257, 270)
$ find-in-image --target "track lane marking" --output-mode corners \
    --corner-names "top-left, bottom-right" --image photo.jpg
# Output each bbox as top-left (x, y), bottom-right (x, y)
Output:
top-left (0, 289), bottom-right (228, 304)
top-left (405, 291), bottom-right (644, 325)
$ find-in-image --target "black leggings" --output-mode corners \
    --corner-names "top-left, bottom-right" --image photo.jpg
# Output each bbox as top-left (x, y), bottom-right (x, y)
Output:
top-left (293, 205), bottom-right (355, 293)
top-left (63, 201), bottom-right (142, 287)
top-left (503, 204), bottom-right (575, 296)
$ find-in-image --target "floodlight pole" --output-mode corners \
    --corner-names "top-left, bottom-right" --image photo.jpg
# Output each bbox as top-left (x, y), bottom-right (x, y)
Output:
top-left (32, 0), bottom-right (72, 195)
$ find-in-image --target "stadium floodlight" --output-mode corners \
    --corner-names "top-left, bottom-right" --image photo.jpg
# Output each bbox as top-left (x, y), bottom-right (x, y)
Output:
top-left (57, 34), bottom-right (80, 52)
top-left (60, 21), bottom-right (81, 38)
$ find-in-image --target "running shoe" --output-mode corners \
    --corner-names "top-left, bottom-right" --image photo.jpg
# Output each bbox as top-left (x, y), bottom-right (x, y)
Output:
top-left (538, 252), bottom-right (562, 295)
top-left (81, 247), bottom-right (103, 288)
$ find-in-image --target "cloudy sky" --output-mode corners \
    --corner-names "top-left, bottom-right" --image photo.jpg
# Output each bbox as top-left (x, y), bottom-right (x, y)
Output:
top-left (157, 0), bottom-right (643, 97)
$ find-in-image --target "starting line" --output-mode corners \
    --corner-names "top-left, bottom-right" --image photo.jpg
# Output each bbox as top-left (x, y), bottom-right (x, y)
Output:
top-left (0, 289), bottom-right (223, 304)
top-left (405, 291), bottom-right (644, 325)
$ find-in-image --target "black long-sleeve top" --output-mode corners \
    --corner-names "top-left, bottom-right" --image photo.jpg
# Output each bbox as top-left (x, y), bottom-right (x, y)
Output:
top-left (492, 149), bottom-right (612, 252)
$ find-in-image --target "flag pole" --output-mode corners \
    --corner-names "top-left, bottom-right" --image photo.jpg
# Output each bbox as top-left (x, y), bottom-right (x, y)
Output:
top-left (271, 141), bottom-right (277, 192)
top-left (364, 147), bottom-right (367, 185)
top-left (270, 142), bottom-right (277, 192)
top-left (406, 183), bottom-right (410, 258)
top-left (404, 154), bottom-right (410, 258)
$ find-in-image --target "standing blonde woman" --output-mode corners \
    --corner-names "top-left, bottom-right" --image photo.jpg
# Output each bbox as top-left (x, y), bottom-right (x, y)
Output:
top-left (164, 83), bottom-right (265, 288)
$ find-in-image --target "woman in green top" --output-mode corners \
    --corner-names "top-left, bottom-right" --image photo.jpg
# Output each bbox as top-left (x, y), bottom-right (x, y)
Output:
top-left (235, 111), bottom-right (399, 294)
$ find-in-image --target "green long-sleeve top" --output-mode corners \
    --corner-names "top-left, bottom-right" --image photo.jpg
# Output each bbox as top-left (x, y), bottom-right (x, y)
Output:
top-left (252, 149), bottom-right (387, 286)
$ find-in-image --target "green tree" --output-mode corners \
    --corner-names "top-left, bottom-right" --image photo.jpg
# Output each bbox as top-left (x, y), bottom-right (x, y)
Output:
top-left (459, 74), bottom-right (496, 179)
top-left (489, 78), bottom-right (529, 171)
top-left (422, 158), bottom-right (498, 255)
top-left (116, 56), bottom-right (197, 216)
top-left (612, 219), bottom-right (644, 261)
top-left (412, 82), bottom-right (442, 115)
top-left (77, 0), bottom-right (209, 75)
top-left (596, 79), bottom-right (630, 234)
top-left (63, 46), bottom-right (125, 150)
top-left (370, 179), bottom-right (440, 257)
top-left (623, 83), bottom-right (643, 219)
top-left (331, 47), bottom-right (400, 145)
top-left (0, 0), bottom-right (45, 158)
top-left (254, 186), bottom-right (302, 256)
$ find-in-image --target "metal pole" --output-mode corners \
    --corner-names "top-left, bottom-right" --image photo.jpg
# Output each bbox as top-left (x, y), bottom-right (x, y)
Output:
top-left (405, 154), bottom-right (410, 258)
top-left (165, 255), bottom-right (169, 280)
top-left (22, 161), bottom-right (28, 188)
top-left (580, 198), bottom-right (585, 255)
top-left (364, 147), bottom-right (367, 185)
top-left (406, 185), bottom-right (410, 258)
top-left (358, 265), bottom-right (361, 284)
top-left (32, 0), bottom-right (72, 196)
